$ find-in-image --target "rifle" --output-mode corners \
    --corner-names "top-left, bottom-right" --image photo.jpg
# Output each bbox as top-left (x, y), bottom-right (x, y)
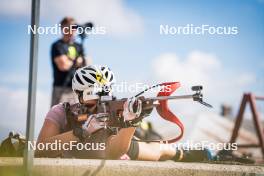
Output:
top-left (66, 82), bottom-right (212, 143)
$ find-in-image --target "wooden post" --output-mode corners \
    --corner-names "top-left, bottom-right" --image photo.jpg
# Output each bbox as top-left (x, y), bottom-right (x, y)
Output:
top-left (248, 94), bottom-right (264, 156)
top-left (230, 93), bottom-right (264, 158)
top-left (230, 94), bottom-right (248, 143)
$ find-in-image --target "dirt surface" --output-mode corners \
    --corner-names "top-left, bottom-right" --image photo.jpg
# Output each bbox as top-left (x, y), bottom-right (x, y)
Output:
top-left (0, 157), bottom-right (264, 176)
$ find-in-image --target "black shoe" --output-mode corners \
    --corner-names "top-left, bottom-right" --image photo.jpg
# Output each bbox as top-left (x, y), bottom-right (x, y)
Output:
top-left (180, 148), bottom-right (213, 162)
top-left (213, 150), bottom-right (255, 164)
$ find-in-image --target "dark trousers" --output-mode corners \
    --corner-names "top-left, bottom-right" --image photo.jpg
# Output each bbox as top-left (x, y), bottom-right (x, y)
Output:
top-left (51, 86), bottom-right (76, 107)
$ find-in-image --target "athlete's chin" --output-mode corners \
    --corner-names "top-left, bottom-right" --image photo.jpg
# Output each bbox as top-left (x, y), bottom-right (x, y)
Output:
top-left (83, 100), bottom-right (97, 106)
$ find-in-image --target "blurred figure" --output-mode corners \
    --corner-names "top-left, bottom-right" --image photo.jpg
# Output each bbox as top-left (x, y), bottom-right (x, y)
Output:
top-left (220, 104), bottom-right (233, 118)
top-left (51, 17), bottom-right (86, 106)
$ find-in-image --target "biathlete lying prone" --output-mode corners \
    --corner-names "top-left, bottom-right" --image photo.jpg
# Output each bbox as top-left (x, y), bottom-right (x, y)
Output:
top-left (36, 65), bottom-right (212, 162)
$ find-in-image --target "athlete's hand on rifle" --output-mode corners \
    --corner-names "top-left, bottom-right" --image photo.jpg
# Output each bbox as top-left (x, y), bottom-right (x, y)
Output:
top-left (123, 97), bottom-right (142, 121)
top-left (81, 113), bottom-right (108, 135)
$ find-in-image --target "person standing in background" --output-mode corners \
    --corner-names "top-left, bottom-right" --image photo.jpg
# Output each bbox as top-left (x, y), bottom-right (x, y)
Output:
top-left (51, 17), bottom-right (88, 107)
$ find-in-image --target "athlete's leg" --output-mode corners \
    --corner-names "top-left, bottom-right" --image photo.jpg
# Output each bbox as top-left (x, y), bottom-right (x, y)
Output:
top-left (127, 141), bottom-right (212, 162)
top-left (136, 142), bottom-right (176, 161)
top-left (126, 141), bottom-right (177, 161)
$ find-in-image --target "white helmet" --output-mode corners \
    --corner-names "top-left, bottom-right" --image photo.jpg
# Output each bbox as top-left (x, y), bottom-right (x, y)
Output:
top-left (72, 65), bottom-right (115, 100)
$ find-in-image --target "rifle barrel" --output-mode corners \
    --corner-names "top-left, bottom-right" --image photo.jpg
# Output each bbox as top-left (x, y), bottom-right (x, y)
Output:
top-left (148, 94), bottom-right (193, 101)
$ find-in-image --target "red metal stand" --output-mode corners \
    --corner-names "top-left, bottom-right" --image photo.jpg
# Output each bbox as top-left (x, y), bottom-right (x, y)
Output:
top-left (230, 93), bottom-right (264, 158)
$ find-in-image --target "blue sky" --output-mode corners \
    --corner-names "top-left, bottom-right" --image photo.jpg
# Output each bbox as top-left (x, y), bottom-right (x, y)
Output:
top-left (0, 0), bottom-right (263, 139)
